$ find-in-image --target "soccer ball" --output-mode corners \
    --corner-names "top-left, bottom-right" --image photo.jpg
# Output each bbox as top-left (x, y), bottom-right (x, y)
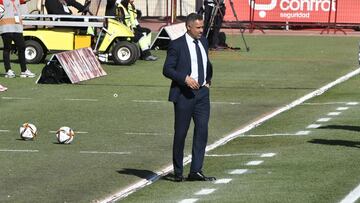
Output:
top-left (0, 5), bottom-right (5, 19)
top-left (56, 126), bottom-right (75, 144)
top-left (19, 123), bottom-right (37, 140)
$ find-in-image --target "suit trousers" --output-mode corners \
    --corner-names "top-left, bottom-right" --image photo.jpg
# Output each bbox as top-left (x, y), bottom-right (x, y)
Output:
top-left (173, 86), bottom-right (210, 176)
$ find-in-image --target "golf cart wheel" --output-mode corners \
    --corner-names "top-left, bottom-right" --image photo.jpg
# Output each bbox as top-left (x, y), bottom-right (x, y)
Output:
top-left (25, 40), bottom-right (45, 64)
top-left (112, 41), bottom-right (137, 65)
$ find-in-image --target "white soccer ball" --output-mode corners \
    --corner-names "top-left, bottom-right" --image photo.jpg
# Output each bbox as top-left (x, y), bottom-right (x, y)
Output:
top-left (19, 123), bottom-right (37, 140)
top-left (56, 126), bottom-right (75, 144)
top-left (0, 5), bottom-right (5, 19)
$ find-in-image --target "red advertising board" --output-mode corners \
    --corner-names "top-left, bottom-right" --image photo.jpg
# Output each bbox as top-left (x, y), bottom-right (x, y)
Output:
top-left (224, 0), bottom-right (360, 24)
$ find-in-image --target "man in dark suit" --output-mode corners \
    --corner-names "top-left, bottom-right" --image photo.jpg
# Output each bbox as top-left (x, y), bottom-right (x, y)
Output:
top-left (45, 0), bottom-right (86, 15)
top-left (163, 13), bottom-right (215, 182)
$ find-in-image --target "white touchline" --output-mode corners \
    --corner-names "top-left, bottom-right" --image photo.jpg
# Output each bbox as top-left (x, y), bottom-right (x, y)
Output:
top-left (346, 102), bottom-right (358, 105)
top-left (229, 169), bottom-right (248, 175)
top-left (49, 131), bottom-right (88, 134)
top-left (1, 97), bottom-right (31, 100)
top-left (79, 151), bottom-right (131, 155)
top-left (246, 160), bottom-right (264, 166)
top-left (132, 100), bottom-right (241, 105)
top-left (247, 133), bottom-right (297, 137)
top-left (328, 112), bottom-right (342, 116)
top-left (302, 102), bottom-right (358, 105)
top-left (0, 149), bottom-right (39, 152)
top-left (317, 118), bottom-right (332, 122)
top-left (261, 153), bottom-right (276, 157)
top-left (307, 124), bottom-right (321, 129)
top-left (337, 107), bottom-right (349, 111)
top-left (125, 132), bottom-right (172, 136)
top-left (98, 68), bottom-right (360, 203)
top-left (178, 199), bottom-right (198, 203)
top-left (0, 130), bottom-right (10, 133)
top-left (214, 179), bottom-right (232, 184)
top-left (339, 183), bottom-right (360, 203)
top-left (206, 153), bottom-right (260, 157)
top-left (64, 98), bottom-right (98, 102)
top-left (296, 131), bottom-right (311, 135)
top-left (195, 188), bottom-right (216, 195)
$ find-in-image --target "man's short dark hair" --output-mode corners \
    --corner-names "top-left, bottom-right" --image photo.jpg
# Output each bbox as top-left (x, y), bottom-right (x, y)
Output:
top-left (186, 13), bottom-right (203, 26)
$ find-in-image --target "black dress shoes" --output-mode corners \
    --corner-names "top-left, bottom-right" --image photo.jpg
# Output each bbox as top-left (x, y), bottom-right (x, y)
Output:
top-left (187, 172), bottom-right (216, 181)
top-left (174, 174), bottom-right (185, 182)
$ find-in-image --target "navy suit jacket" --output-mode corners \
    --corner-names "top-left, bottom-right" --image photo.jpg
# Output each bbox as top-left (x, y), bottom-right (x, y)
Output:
top-left (163, 34), bottom-right (213, 102)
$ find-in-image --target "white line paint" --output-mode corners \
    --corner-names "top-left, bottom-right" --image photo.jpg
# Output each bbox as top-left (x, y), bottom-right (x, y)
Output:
top-left (229, 169), bottom-right (248, 175)
top-left (98, 68), bottom-right (360, 203)
top-left (261, 153), bottom-right (276, 157)
top-left (125, 132), bottom-right (172, 136)
top-left (0, 130), bottom-right (10, 133)
top-left (346, 102), bottom-right (359, 105)
top-left (206, 153), bottom-right (260, 157)
top-left (246, 160), bottom-right (264, 166)
top-left (195, 188), bottom-right (216, 195)
top-left (214, 179), bottom-right (232, 184)
top-left (337, 107), bottom-right (349, 111)
top-left (327, 112), bottom-right (342, 116)
top-left (247, 133), bottom-right (296, 137)
top-left (0, 149), bottom-right (39, 152)
top-left (79, 151), bottom-right (131, 155)
top-left (317, 117), bottom-right (332, 122)
top-left (296, 131), bottom-right (311, 135)
top-left (307, 124), bottom-right (321, 129)
top-left (64, 98), bottom-right (98, 102)
top-left (302, 102), bottom-right (358, 105)
top-left (1, 97), bottom-right (31, 100)
top-left (339, 183), bottom-right (360, 203)
top-left (179, 199), bottom-right (198, 203)
top-left (132, 100), bottom-right (241, 105)
top-left (49, 131), bottom-right (88, 134)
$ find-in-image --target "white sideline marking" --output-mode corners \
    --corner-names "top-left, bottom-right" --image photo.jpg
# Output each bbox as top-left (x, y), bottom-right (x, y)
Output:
top-left (98, 68), bottom-right (360, 203)
top-left (229, 169), bottom-right (248, 175)
top-left (79, 151), bottom-right (131, 155)
top-left (132, 100), bottom-right (241, 105)
top-left (1, 97), bottom-right (31, 100)
top-left (214, 178), bottom-right (232, 184)
top-left (206, 153), bottom-right (260, 157)
top-left (317, 117), bottom-right (332, 122)
top-left (49, 131), bottom-right (88, 134)
top-left (125, 132), bottom-right (172, 136)
top-left (302, 102), bottom-right (357, 105)
top-left (0, 130), bottom-right (10, 133)
top-left (0, 149), bottom-right (39, 152)
top-left (64, 98), bottom-right (98, 102)
top-left (346, 102), bottom-right (358, 105)
top-left (337, 107), bottom-right (349, 111)
top-left (307, 124), bottom-right (321, 129)
top-left (179, 199), bottom-right (198, 203)
top-left (247, 133), bottom-right (296, 137)
top-left (296, 131), bottom-right (311, 135)
top-left (339, 183), bottom-right (360, 203)
top-left (195, 188), bottom-right (216, 195)
top-left (246, 160), bottom-right (264, 166)
top-left (328, 112), bottom-right (342, 116)
top-left (261, 153), bottom-right (276, 157)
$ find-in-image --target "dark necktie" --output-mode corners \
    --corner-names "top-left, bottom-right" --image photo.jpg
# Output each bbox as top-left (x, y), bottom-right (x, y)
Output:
top-left (194, 39), bottom-right (204, 86)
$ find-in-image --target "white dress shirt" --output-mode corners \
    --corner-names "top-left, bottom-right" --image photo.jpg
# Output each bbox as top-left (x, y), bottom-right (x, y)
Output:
top-left (185, 33), bottom-right (207, 86)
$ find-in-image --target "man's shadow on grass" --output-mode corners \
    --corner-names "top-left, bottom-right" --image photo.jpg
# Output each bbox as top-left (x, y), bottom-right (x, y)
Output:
top-left (117, 168), bottom-right (158, 180)
top-left (318, 125), bottom-right (360, 132)
top-left (308, 139), bottom-right (360, 148)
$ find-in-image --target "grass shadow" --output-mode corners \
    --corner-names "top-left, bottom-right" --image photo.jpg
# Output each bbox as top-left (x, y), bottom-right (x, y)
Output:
top-left (117, 168), bottom-right (157, 180)
top-left (318, 125), bottom-right (360, 132)
top-left (308, 139), bottom-right (360, 148)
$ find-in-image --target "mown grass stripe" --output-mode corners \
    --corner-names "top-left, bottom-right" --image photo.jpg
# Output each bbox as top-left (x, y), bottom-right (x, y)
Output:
top-left (98, 68), bottom-right (360, 203)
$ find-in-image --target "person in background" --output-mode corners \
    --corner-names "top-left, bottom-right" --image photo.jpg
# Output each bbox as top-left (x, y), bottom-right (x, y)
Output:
top-left (105, 0), bottom-right (116, 16)
top-left (45, 0), bottom-right (87, 15)
top-left (0, 0), bottom-right (35, 78)
top-left (163, 13), bottom-right (215, 182)
top-left (116, 0), bottom-right (157, 61)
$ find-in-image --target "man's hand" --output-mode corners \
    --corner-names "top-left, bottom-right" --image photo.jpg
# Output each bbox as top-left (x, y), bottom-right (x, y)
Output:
top-left (185, 76), bottom-right (200, 90)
